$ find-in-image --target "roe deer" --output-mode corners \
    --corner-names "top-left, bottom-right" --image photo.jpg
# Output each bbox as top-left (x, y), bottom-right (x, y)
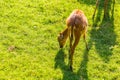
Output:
top-left (58, 9), bottom-right (89, 71)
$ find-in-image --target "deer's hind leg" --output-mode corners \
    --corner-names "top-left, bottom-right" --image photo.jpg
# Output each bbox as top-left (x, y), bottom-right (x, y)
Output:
top-left (69, 28), bottom-right (81, 71)
top-left (69, 26), bottom-right (74, 71)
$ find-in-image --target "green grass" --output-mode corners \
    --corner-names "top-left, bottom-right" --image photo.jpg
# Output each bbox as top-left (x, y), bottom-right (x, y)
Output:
top-left (0, 0), bottom-right (120, 80)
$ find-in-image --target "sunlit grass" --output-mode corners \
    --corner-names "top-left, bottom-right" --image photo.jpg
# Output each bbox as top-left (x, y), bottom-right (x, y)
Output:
top-left (0, 0), bottom-right (120, 80)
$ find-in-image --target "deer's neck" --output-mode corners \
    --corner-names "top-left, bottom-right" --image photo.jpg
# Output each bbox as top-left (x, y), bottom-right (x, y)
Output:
top-left (62, 28), bottom-right (70, 39)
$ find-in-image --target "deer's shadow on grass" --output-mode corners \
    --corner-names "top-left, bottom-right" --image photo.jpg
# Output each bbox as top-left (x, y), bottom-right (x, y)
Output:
top-left (54, 49), bottom-right (89, 80)
top-left (54, 49), bottom-right (79, 80)
top-left (91, 0), bottom-right (116, 62)
top-left (54, 49), bottom-right (67, 70)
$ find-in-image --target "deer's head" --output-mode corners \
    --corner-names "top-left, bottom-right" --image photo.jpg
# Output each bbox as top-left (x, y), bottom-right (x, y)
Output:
top-left (57, 32), bottom-right (66, 48)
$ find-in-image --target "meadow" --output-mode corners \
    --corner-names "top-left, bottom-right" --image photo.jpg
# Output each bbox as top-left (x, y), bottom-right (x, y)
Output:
top-left (0, 0), bottom-right (120, 80)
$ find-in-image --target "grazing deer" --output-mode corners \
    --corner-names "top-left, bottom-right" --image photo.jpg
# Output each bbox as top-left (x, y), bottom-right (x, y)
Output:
top-left (58, 9), bottom-right (89, 71)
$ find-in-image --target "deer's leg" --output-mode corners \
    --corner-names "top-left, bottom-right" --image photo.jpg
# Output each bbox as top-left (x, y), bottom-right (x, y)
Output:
top-left (69, 27), bottom-right (73, 49)
top-left (69, 27), bottom-right (73, 61)
top-left (69, 27), bottom-right (73, 70)
top-left (69, 29), bottom-right (81, 71)
top-left (83, 33), bottom-right (89, 51)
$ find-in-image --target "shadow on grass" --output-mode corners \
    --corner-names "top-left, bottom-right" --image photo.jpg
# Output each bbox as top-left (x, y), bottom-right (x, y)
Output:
top-left (91, 0), bottom-right (116, 62)
top-left (54, 49), bottom-right (90, 80)
top-left (76, 49), bottom-right (90, 80)
top-left (54, 49), bottom-right (79, 80)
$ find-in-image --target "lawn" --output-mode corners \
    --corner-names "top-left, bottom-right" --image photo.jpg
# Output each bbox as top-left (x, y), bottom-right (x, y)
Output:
top-left (0, 0), bottom-right (120, 80)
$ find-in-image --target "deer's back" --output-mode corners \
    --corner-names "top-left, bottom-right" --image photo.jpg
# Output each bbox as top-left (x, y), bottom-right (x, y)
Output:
top-left (66, 9), bottom-right (88, 30)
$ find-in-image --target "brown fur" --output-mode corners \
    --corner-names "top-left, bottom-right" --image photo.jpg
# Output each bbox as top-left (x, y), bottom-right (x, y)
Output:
top-left (58, 9), bottom-right (88, 71)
